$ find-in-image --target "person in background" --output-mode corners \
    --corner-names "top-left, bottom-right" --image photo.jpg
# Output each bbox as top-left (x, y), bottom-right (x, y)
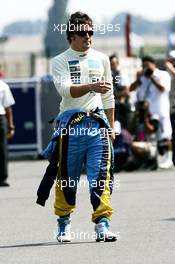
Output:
top-left (109, 54), bottom-right (132, 171)
top-left (109, 54), bottom-right (130, 126)
top-left (0, 79), bottom-right (15, 186)
top-left (130, 56), bottom-right (173, 169)
top-left (165, 50), bottom-right (175, 166)
top-left (125, 101), bottom-right (159, 171)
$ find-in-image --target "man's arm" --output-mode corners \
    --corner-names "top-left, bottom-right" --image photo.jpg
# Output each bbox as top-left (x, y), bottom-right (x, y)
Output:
top-left (130, 80), bottom-right (140, 91)
top-left (144, 116), bottom-right (155, 134)
top-left (150, 76), bottom-right (165, 92)
top-left (130, 71), bottom-right (142, 91)
top-left (52, 57), bottom-right (111, 98)
top-left (165, 61), bottom-right (175, 75)
top-left (70, 82), bottom-right (112, 98)
top-left (5, 106), bottom-right (15, 139)
top-left (100, 57), bottom-right (115, 141)
top-left (104, 108), bottom-right (115, 142)
top-left (114, 87), bottom-right (129, 99)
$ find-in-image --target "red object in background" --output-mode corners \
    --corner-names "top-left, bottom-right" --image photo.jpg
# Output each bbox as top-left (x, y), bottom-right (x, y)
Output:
top-left (0, 71), bottom-right (5, 79)
top-left (125, 14), bottom-right (132, 57)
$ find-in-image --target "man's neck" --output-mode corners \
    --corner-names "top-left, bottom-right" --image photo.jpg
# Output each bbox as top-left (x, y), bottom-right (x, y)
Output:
top-left (70, 45), bottom-right (90, 53)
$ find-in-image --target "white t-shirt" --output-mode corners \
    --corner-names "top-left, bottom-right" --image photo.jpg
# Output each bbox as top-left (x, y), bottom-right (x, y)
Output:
top-left (0, 80), bottom-right (15, 115)
top-left (120, 73), bottom-right (130, 87)
top-left (137, 68), bottom-right (171, 117)
top-left (51, 47), bottom-right (114, 113)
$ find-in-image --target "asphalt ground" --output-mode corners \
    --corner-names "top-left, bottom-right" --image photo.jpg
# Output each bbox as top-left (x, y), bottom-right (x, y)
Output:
top-left (0, 160), bottom-right (175, 264)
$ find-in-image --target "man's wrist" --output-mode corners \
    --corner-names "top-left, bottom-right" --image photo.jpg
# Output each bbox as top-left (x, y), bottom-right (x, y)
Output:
top-left (8, 125), bottom-right (15, 130)
top-left (88, 83), bottom-right (96, 94)
top-left (88, 83), bottom-right (94, 92)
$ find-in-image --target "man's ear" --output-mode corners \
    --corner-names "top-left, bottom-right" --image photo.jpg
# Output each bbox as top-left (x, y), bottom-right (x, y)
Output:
top-left (70, 33), bottom-right (75, 42)
top-left (72, 35), bottom-right (76, 41)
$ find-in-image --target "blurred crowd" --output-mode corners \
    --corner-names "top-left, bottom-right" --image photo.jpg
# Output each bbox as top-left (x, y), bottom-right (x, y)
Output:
top-left (1, 51), bottom-right (175, 183)
top-left (110, 52), bottom-right (175, 171)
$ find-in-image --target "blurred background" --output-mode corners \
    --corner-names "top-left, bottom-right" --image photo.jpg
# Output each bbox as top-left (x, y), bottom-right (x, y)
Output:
top-left (1, 0), bottom-right (175, 78)
top-left (0, 0), bottom-right (175, 161)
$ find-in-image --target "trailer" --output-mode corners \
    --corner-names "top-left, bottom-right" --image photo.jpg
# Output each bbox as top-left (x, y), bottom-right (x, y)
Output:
top-left (6, 76), bottom-right (61, 158)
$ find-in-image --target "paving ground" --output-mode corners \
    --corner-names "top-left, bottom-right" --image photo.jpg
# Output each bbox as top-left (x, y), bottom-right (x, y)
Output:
top-left (0, 160), bottom-right (175, 264)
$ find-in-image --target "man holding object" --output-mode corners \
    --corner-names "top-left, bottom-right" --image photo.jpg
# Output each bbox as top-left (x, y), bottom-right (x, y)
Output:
top-left (50, 11), bottom-right (116, 242)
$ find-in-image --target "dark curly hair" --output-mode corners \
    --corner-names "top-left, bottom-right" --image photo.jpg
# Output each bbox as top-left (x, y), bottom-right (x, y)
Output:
top-left (142, 56), bottom-right (155, 64)
top-left (66, 11), bottom-right (93, 43)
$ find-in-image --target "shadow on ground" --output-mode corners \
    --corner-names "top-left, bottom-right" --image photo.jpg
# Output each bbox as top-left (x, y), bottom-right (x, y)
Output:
top-left (0, 240), bottom-right (101, 249)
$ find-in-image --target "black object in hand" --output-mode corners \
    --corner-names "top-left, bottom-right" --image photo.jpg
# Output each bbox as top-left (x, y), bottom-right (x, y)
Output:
top-left (144, 68), bottom-right (153, 77)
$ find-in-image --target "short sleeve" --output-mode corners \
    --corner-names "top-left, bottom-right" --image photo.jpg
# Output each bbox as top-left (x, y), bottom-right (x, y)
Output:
top-left (3, 82), bottom-right (15, 108)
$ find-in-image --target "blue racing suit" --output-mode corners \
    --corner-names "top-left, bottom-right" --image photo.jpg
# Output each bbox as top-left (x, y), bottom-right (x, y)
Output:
top-left (36, 108), bottom-right (114, 223)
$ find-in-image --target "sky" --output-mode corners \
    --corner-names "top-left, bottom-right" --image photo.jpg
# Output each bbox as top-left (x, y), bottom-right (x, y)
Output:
top-left (0, 0), bottom-right (175, 33)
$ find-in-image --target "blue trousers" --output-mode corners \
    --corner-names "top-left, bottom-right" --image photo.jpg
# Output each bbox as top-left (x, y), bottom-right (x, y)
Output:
top-left (54, 116), bottom-right (114, 223)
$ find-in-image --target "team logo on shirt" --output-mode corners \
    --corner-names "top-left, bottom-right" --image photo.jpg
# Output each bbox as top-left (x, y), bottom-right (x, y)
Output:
top-left (68, 60), bottom-right (81, 84)
top-left (88, 60), bottom-right (101, 83)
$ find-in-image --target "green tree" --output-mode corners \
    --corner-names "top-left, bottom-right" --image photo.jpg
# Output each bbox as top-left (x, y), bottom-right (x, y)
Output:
top-left (44, 0), bottom-right (68, 58)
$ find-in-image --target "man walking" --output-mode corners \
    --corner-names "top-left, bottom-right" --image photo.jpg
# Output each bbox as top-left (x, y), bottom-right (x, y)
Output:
top-left (0, 79), bottom-right (15, 186)
top-left (46, 11), bottom-right (116, 242)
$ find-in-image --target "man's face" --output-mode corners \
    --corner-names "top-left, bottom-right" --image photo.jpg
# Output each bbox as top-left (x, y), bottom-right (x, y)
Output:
top-left (71, 24), bottom-right (93, 52)
top-left (142, 61), bottom-right (155, 71)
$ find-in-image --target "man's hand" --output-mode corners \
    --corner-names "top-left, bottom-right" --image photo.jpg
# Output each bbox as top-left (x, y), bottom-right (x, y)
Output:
top-left (7, 127), bottom-right (15, 140)
top-left (5, 106), bottom-right (15, 140)
top-left (136, 70), bottom-right (143, 80)
top-left (70, 81), bottom-right (112, 98)
top-left (111, 130), bottom-right (116, 143)
top-left (104, 108), bottom-right (115, 143)
top-left (91, 81), bottom-right (112, 94)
